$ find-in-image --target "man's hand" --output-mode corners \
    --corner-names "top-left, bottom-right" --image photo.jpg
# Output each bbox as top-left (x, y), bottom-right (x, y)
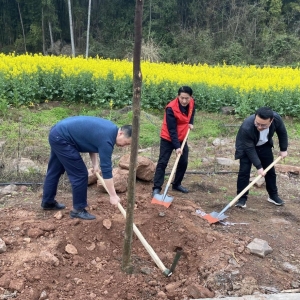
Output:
top-left (280, 151), bottom-right (287, 158)
top-left (92, 166), bottom-right (100, 174)
top-left (257, 168), bottom-right (265, 176)
top-left (175, 148), bottom-right (182, 156)
top-left (109, 195), bottom-right (120, 206)
top-left (189, 124), bottom-right (194, 130)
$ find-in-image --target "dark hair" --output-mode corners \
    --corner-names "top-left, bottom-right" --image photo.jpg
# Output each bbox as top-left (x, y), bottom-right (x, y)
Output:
top-left (178, 86), bottom-right (193, 96)
top-left (120, 125), bottom-right (132, 138)
top-left (255, 107), bottom-right (274, 120)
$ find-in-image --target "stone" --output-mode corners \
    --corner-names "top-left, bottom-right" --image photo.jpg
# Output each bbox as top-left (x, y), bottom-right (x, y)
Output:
top-left (246, 238), bottom-right (273, 258)
top-left (9, 279), bottom-right (25, 292)
top-left (39, 250), bottom-right (60, 266)
top-left (119, 154), bottom-right (155, 181)
top-left (0, 238), bottom-right (7, 253)
top-left (65, 244), bottom-right (78, 255)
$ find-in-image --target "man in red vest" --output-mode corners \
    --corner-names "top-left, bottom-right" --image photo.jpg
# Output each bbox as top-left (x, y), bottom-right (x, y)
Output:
top-left (152, 86), bottom-right (195, 196)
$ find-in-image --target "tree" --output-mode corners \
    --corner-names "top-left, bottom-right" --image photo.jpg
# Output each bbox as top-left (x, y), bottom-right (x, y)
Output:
top-left (67, 0), bottom-right (75, 57)
top-left (16, 0), bottom-right (27, 52)
top-left (122, 0), bottom-right (143, 273)
top-left (86, 0), bottom-right (92, 58)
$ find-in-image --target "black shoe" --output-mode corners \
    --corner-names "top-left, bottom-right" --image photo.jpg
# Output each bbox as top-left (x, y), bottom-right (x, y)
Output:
top-left (152, 188), bottom-right (161, 197)
top-left (172, 185), bottom-right (189, 193)
top-left (235, 198), bottom-right (247, 208)
top-left (70, 209), bottom-right (96, 220)
top-left (268, 195), bottom-right (284, 206)
top-left (41, 200), bottom-right (66, 210)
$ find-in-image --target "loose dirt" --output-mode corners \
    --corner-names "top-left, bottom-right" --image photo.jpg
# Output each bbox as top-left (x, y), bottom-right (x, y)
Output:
top-left (0, 139), bottom-right (300, 300)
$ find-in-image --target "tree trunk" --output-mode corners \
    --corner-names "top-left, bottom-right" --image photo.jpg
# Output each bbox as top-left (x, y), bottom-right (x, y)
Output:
top-left (86, 0), bottom-right (92, 58)
top-left (16, 0), bottom-right (27, 53)
top-left (67, 0), bottom-right (75, 57)
top-left (122, 0), bottom-right (143, 273)
top-left (42, 7), bottom-right (46, 55)
top-left (48, 21), bottom-right (54, 53)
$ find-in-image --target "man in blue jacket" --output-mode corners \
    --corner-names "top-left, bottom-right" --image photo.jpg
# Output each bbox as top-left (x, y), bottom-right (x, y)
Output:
top-left (41, 116), bottom-right (132, 220)
top-left (235, 107), bottom-right (288, 208)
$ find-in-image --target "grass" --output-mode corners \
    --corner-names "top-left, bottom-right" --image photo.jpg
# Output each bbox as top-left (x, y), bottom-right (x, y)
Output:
top-left (1, 102), bottom-right (300, 184)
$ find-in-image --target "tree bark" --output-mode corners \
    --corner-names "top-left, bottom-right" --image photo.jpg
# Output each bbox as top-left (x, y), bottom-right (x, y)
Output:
top-left (67, 0), bottom-right (75, 57)
top-left (86, 0), bottom-right (92, 58)
top-left (48, 21), bottom-right (54, 53)
top-left (122, 0), bottom-right (143, 273)
top-left (16, 0), bottom-right (27, 53)
top-left (42, 7), bottom-right (46, 55)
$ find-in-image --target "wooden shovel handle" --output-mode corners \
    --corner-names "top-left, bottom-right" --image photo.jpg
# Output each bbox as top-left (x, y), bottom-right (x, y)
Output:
top-left (165, 128), bottom-right (190, 187)
top-left (228, 156), bottom-right (282, 208)
top-left (95, 172), bottom-right (169, 274)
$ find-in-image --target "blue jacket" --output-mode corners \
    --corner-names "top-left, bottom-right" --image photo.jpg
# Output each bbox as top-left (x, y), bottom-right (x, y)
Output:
top-left (235, 112), bottom-right (288, 169)
top-left (55, 116), bottom-right (118, 179)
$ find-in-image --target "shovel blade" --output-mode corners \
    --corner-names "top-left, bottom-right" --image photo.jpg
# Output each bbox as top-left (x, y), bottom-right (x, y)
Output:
top-left (151, 193), bottom-right (174, 208)
top-left (202, 211), bottom-right (228, 224)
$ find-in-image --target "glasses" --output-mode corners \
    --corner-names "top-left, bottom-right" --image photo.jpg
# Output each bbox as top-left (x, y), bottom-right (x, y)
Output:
top-left (254, 120), bottom-right (270, 129)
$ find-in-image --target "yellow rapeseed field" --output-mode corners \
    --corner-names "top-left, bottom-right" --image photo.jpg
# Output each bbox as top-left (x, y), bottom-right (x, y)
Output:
top-left (1, 53), bottom-right (299, 92)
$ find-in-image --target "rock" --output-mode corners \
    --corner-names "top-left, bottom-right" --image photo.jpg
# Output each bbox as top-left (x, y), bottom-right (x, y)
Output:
top-left (54, 211), bottom-right (63, 220)
top-left (103, 219), bottom-right (112, 229)
top-left (39, 290), bottom-right (48, 300)
top-left (281, 262), bottom-right (300, 274)
top-left (216, 157), bottom-right (238, 166)
top-left (12, 157), bottom-right (40, 173)
top-left (0, 184), bottom-right (17, 195)
top-left (0, 273), bottom-right (11, 288)
top-left (220, 106), bottom-right (235, 115)
top-left (119, 154), bottom-right (155, 181)
top-left (212, 138), bottom-right (228, 146)
top-left (9, 279), bottom-right (25, 292)
top-left (165, 281), bottom-right (183, 293)
top-left (65, 244), bottom-right (78, 255)
top-left (39, 250), bottom-right (60, 266)
top-left (157, 290), bottom-right (167, 298)
top-left (250, 176), bottom-right (265, 187)
top-left (97, 168), bottom-right (129, 193)
top-left (275, 164), bottom-right (300, 175)
top-left (140, 267), bottom-right (152, 275)
top-left (246, 238), bottom-right (273, 258)
top-left (86, 242), bottom-right (96, 251)
top-left (27, 228), bottom-right (44, 239)
top-left (206, 271), bottom-right (233, 292)
top-left (0, 238), bottom-right (7, 253)
top-left (186, 284), bottom-right (214, 298)
top-left (39, 223), bottom-right (56, 231)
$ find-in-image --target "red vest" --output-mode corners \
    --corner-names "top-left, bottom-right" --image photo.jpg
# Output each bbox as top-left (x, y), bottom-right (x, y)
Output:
top-left (160, 97), bottom-right (194, 142)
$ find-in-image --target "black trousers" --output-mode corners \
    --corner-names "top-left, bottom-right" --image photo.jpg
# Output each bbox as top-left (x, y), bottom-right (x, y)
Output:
top-left (237, 143), bottom-right (277, 201)
top-left (153, 138), bottom-right (189, 190)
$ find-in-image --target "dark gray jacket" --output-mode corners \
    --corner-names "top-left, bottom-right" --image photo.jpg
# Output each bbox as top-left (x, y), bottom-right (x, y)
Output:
top-left (235, 113), bottom-right (288, 169)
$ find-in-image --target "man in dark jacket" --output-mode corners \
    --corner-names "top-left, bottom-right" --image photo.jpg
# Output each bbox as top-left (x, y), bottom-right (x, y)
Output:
top-left (235, 107), bottom-right (288, 208)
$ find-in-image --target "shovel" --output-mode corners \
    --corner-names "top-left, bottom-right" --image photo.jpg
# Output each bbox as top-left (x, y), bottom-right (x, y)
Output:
top-left (151, 129), bottom-right (190, 208)
top-left (203, 156), bottom-right (282, 224)
top-left (95, 172), bottom-right (173, 276)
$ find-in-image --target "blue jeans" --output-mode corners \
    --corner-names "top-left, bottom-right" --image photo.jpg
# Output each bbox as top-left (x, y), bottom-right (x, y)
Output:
top-left (237, 143), bottom-right (277, 201)
top-left (42, 126), bottom-right (88, 210)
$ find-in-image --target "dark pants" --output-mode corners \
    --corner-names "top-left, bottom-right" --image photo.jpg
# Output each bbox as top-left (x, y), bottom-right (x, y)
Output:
top-left (153, 138), bottom-right (188, 191)
top-left (42, 126), bottom-right (88, 210)
top-left (237, 143), bottom-right (277, 202)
